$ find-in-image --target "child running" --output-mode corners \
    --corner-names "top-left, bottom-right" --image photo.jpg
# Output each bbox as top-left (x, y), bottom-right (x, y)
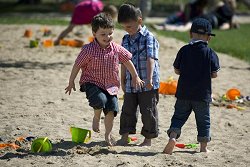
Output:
top-left (65, 13), bottom-right (144, 146)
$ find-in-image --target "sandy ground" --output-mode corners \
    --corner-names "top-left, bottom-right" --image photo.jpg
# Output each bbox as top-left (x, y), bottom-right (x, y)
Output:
top-left (0, 24), bottom-right (250, 167)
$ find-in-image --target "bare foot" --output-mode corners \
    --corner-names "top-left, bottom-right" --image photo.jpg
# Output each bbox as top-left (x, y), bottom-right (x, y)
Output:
top-left (105, 133), bottom-right (116, 146)
top-left (92, 117), bottom-right (100, 133)
top-left (116, 138), bottom-right (129, 146)
top-left (116, 133), bottom-right (129, 146)
top-left (139, 138), bottom-right (151, 146)
top-left (200, 142), bottom-right (209, 153)
top-left (163, 138), bottom-right (176, 154)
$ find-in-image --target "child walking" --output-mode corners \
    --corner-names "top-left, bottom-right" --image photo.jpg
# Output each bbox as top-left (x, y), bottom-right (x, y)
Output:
top-left (117, 3), bottom-right (160, 146)
top-left (163, 18), bottom-right (220, 154)
top-left (65, 13), bottom-right (144, 146)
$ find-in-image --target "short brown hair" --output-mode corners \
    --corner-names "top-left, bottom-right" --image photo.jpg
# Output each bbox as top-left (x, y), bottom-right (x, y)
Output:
top-left (118, 3), bottom-right (142, 23)
top-left (103, 4), bottom-right (118, 19)
top-left (91, 13), bottom-right (114, 33)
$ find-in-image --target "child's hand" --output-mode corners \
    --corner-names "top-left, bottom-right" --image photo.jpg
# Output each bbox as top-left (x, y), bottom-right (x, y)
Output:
top-left (65, 81), bottom-right (76, 95)
top-left (132, 76), bottom-right (145, 89)
top-left (145, 79), bottom-right (153, 90)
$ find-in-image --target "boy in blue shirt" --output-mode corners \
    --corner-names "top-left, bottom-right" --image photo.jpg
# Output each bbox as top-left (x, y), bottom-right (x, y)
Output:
top-left (163, 18), bottom-right (220, 154)
top-left (117, 3), bottom-right (160, 146)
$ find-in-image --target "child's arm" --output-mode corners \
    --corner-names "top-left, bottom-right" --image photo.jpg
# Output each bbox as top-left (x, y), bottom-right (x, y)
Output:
top-left (65, 64), bottom-right (80, 95)
top-left (55, 24), bottom-right (75, 45)
top-left (146, 58), bottom-right (154, 89)
top-left (120, 64), bottom-right (126, 93)
top-left (123, 60), bottom-right (145, 89)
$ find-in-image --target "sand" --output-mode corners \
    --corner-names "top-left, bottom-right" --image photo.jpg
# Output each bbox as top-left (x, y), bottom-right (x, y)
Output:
top-left (0, 24), bottom-right (249, 167)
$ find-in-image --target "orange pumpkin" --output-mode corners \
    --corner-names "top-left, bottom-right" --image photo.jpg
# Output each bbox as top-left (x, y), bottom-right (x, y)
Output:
top-left (226, 88), bottom-right (241, 100)
top-left (43, 39), bottom-right (54, 47)
top-left (59, 39), bottom-right (68, 46)
top-left (159, 80), bottom-right (177, 95)
top-left (59, 39), bottom-right (83, 47)
top-left (24, 29), bottom-right (32, 38)
top-left (68, 40), bottom-right (84, 47)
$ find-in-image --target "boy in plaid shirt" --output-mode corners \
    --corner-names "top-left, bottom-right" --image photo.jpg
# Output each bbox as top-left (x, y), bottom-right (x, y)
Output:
top-left (65, 13), bottom-right (144, 146)
top-left (118, 4), bottom-right (160, 146)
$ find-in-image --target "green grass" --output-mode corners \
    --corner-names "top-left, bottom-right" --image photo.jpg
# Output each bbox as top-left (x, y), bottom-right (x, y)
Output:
top-left (154, 24), bottom-right (250, 63)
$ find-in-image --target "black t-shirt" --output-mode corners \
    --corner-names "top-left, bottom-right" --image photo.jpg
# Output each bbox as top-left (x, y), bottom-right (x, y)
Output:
top-left (173, 41), bottom-right (220, 102)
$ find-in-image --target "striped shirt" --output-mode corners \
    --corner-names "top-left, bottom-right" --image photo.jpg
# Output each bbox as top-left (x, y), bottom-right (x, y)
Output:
top-left (122, 25), bottom-right (160, 93)
top-left (75, 40), bottom-right (132, 95)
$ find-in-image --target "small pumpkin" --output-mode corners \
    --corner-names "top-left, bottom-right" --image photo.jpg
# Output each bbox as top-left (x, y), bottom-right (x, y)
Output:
top-left (43, 39), bottom-right (54, 47)
top-left (59, 39), bottom-right (68, 46)
top-left (226, 88), bottom-right (241, 100)
top-left (68, 39), bottom-right (84, 47)
top-left (24, 29), bottom-right (32, 38)
top-left (159, 77), bottom-right (177, 95)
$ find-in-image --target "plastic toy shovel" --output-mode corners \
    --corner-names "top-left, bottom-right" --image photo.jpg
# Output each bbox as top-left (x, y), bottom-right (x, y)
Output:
top-left (175, 143), bottom-right (197, 149)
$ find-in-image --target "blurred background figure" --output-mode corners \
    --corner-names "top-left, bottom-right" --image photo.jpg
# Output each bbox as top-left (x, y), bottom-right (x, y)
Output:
top-left (164, 0), bottom-right (208, 25)
top-left (139, 0), bottom-right (152, 20)
top-left (202, 0), bottom-right (239, 29)
top-left (153, 0), bottom-right (239, 32)
top-left (54, 0), bottom-right (117, 45)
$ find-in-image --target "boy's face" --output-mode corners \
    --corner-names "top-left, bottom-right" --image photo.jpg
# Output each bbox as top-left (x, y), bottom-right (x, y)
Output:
top-left (120, 18), bottom-right (142, 36)
top-left (93, 28), bottom-right (114, 48)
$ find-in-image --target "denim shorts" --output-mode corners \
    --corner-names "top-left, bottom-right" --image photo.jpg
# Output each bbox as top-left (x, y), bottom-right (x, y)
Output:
top-left (81, 83), bottom-right (118, 117)
top-left (167, 99), bottom-right (211, 142)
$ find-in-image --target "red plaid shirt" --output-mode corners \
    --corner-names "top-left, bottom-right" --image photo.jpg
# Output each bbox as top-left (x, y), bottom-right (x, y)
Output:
top-left (75, 40), bottom-right (132, 95)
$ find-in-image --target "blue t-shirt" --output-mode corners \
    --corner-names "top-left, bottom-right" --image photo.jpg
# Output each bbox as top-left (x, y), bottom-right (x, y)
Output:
top-left (122, 25), bottom-right (160, 93)
top-left (173, 40), bottom-right (220, 102)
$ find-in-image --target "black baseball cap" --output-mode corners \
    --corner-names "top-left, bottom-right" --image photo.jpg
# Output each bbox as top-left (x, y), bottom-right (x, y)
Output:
top-left (191, 18), bottom-right (215, 36)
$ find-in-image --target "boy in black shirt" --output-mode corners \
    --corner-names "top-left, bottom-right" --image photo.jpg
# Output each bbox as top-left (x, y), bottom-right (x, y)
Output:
top-left (163, 18), bottom-right (220, 154)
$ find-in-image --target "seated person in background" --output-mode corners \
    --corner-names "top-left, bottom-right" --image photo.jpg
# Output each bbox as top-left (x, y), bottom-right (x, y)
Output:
top-left (153, 0), bottom-right (208, 30)
top-left (54, 0), bottom-right (117, 45)
top-left (153, 0), bottom-right (238, 32)
top-left (201, 0), bottom-right (239, 29)
top-left (166, 0), bottom-right (208, 25)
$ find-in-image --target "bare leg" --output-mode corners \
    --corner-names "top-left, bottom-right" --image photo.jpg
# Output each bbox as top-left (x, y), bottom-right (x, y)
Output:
top-left (92, 109), bottom-right (102, 133)
top-left (54, 23), bottom-right (75, 45)
top-left (200, 142), bottom-right (209, 152)
top-left (163, 132), bottom-right (177, 154)
top-left (139, 138), bottom-right (151, 146)
top-left (104, 111), bottom-right (115, 146)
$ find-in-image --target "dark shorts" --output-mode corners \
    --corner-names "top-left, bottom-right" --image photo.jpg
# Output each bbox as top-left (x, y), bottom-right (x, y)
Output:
top-left (80, 83), bottom-right (118, 117)
top-left (119, 89), bottom-right (159, 139)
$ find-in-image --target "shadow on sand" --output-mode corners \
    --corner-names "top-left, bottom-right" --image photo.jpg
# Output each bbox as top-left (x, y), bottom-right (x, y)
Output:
top-left (0, 61), bottom-right (71, 70)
